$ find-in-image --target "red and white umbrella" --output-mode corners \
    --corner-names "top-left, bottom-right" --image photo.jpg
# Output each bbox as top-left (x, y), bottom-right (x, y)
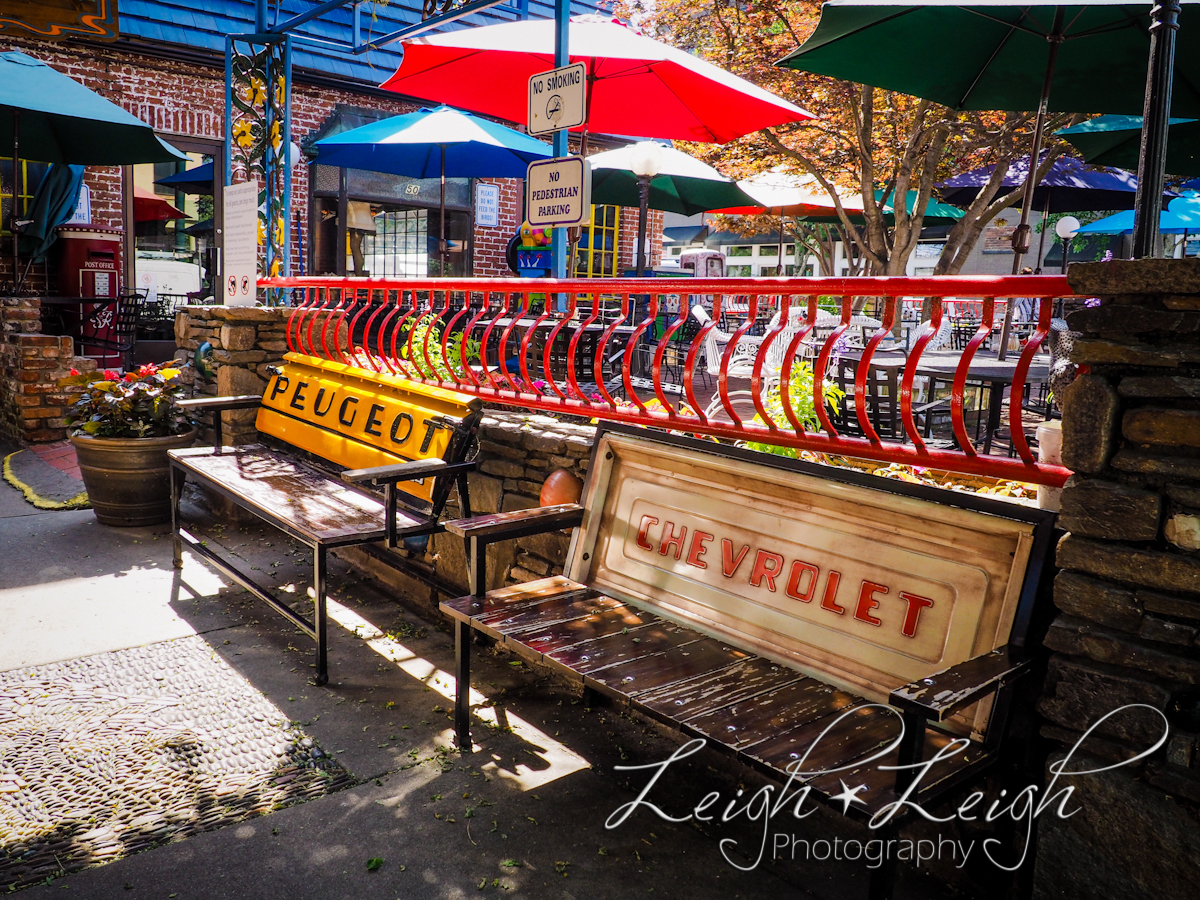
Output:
top-left (709, 171), bottom-right (865, 217)
top-left (381, 16), bottom-right (813, 144)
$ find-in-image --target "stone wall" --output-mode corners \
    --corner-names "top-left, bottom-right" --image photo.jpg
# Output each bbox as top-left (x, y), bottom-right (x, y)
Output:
top-left (0, 298), bottom-right (95, 445)
top-left (1033, 259), bottom-right (1200, 900)
top-left (456, 411), bottom-right (596, 584)
top-left (172, 305), bottom-right (341, 445)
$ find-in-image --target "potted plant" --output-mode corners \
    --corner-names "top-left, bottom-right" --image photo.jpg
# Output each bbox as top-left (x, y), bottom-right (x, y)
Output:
top-left (58, 362), bottom-right (197, 526)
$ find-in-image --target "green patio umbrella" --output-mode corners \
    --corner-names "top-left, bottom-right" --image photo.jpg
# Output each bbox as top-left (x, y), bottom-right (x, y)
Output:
top-left (587, 143), bottom-right (759, 215)
top-left (1058, 114), bottom-right (1200, 176)
top-left (777, 3), bottom-right (1200, 117)
top-left (778, 1), bottom-right (1200, 353)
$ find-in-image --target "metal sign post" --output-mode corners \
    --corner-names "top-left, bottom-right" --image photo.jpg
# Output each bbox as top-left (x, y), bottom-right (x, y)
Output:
top-left (550, 0), bottom-right (570, 281)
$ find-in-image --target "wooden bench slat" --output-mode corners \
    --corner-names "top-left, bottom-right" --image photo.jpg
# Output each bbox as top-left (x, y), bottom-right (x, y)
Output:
top-left (745, 702), bottom-right (900, 778)
top-left (803, 728), bottom-right (992, 817)
top-left (586, 638), bottom-right (754, 700)
top-left (171, 446), bottom-right (404, 544)
top-left (515, 605), bottom-right (663, 660)
top-left (547, 622), bottom-right (701, 676)
top-left (441, 576), bottom-right (587, 624)
top-left (480, 592), bottom-right (619, 635)
top-left (635, 657), bottom-right (804, 723)
top-left (685, 678), bottom-right (860, 750)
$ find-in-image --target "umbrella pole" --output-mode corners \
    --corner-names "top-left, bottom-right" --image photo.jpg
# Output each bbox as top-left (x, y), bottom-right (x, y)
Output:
top-left (439, 145), bottom-right (447, 275)
top-left (1133, 0), bottom-right (1182, 258)
top-left (778, 209), bottom-right (784, 275)
top-left (11, 109), bottom-right (18, 292)
top-left (1003, 8), bottom-right (1065, 360)
top-left (1034, 204), bottom-right (1050, 272)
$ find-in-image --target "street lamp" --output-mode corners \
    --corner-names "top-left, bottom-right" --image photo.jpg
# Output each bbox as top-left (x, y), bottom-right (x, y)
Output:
top-left (1056, 215), bottom-right (1080, 274)
top-left (629, 142), bottom-right (663, 276)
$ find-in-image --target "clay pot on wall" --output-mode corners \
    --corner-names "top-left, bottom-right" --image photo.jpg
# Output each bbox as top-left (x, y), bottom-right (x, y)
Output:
top-left (70, 430), bottom-right (197, 526)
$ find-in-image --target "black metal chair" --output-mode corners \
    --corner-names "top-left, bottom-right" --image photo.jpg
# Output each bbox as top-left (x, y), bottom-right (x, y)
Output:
top-left (82, 293), bottom-right (143, 371)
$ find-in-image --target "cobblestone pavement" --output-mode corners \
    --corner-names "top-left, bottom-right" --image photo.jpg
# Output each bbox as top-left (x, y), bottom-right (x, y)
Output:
top-left (0, 636), bottom-right (350, 891)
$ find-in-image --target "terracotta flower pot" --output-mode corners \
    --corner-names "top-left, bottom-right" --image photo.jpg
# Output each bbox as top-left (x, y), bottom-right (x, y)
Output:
top-left (70, 429), bottom-right (197, 527)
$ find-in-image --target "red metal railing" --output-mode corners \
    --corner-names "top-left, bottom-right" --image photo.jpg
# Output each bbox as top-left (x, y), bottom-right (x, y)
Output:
top-left (260, 275), bottom-right (1075, 486)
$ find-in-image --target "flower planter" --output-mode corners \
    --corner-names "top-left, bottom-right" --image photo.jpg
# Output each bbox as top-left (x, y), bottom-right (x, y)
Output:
top-left (70, 429), bottom-right (197, 527)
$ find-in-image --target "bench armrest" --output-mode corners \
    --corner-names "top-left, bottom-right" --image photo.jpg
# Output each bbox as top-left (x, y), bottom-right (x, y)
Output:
top-left (177, 395), bottom-right (263, 412)
top-left (889, 646), bottom-right (1032, 722)
top-left (341, 458), bottom-right (476, 486)
top-left (445, 504), bottom-right (584, 541)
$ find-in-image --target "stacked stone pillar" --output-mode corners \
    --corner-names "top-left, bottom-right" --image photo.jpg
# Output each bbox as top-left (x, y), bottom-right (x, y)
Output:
top-left (1033, 259), bottom-right (1200, 899)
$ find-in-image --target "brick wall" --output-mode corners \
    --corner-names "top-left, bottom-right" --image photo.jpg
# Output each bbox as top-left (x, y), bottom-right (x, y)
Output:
top-left (617, 206), bottom-right (664, 273)
top-left (0, 298), bottom-right (95, 444)
top-left (1032, 259), bottom-right (1200, 900)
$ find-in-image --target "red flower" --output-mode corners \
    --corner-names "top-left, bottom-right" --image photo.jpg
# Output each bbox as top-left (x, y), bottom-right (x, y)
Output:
top-left (104, 370), bottom-right (119, 381)
top-left (69, 368), bottom-right (80, 376)
top-left (137, 363), bottom-right (156, 377)
top-left (124, 372), bottom-right (137, 382)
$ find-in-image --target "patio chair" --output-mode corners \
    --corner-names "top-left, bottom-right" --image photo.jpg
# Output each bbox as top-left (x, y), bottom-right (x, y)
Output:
top-left (81, 293), bottom-right (143, 371)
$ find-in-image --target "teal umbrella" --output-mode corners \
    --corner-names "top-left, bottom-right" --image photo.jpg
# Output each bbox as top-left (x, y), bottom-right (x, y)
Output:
top-left (0, 50), bottom-right (184, 288)
top-left (0, 51), bottom-right (184, 165)
top-left (1058, 114), bottom-right (1200, 177)
top-left (797, 190), bottom-right (965, 225)
top-left (777, 2), bottom-right (1200, 350)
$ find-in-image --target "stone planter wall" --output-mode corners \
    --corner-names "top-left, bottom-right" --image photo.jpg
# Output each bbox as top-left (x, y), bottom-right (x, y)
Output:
top-left (1033, 259), bottom-right (1200, 900)
top-left (0, 298), bottom-right (95, 445)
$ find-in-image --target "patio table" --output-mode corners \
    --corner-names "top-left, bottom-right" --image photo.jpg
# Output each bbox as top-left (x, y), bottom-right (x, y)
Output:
top-left (840, 349), bottom-right (1050, 456)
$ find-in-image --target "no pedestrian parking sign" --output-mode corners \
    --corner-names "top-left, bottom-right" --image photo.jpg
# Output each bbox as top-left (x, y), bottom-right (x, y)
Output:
top-left (526, 156), bottom-right (591, 228)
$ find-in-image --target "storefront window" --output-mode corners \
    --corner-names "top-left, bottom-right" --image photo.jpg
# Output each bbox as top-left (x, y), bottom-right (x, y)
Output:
top-left (310, 163), bottom-right (472, 277)
top-left (129, 155), bottom-right (214, 302)
top-left (1, 158), bottom-right (49, 235)
top-left (573, 205), bottom-right (619, 278)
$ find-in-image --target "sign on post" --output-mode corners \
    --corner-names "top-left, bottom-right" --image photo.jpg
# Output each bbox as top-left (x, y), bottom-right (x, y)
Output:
top-left (526, 157), bottom-right (591, 228)
top-left (528, 62), bottom-right (587, 136)
top-left (475, 182), bottom-right (500, 228)
top-left (222, 182), bottom-right (258, 307)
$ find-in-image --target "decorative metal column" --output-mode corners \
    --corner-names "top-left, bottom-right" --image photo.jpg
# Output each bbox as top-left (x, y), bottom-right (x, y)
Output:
top-left (225, 34), bottom-right (293, 302)
top-left (1133, 0), bottom-right (1182, 258)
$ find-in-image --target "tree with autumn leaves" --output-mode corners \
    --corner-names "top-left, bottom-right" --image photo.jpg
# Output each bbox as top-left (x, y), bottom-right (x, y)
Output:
top-left (620, 0), bottom-right (1077, 276)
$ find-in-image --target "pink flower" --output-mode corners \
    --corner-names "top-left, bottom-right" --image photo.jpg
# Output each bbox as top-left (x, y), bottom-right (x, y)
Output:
top-left (104, 370), bottom-right (119, 381)
top-left (137, 363), bottom-right (156, 377)
top-left (69, 368), bottom-right (79, 376)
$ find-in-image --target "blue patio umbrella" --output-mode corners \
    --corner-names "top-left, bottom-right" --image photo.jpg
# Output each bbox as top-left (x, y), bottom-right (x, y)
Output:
top-left (155, 161), bottom-right (215, 196)
top-left (1076, 192), bottom-right (1200, 235)
top-left (314, 106), bottom-right (551, 271)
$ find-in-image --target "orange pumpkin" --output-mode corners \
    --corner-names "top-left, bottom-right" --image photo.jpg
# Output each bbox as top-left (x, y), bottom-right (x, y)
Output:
top-left (540, 468), bottom-right (583, 507)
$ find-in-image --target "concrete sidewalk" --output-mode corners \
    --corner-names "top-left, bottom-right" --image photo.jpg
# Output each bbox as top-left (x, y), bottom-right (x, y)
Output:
top-left (0, 472), bottom-right (963, 900)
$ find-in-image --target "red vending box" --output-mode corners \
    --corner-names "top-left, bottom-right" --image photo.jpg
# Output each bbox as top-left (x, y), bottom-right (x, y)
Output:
top-left (54, 225), bottom-right (125, 367)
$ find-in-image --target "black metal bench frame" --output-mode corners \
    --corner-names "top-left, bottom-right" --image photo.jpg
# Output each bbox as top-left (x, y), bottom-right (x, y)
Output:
top-left (169, 390), bottom-right (481, 686)
top-left (441, 424), bottom-right (1056, 900)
